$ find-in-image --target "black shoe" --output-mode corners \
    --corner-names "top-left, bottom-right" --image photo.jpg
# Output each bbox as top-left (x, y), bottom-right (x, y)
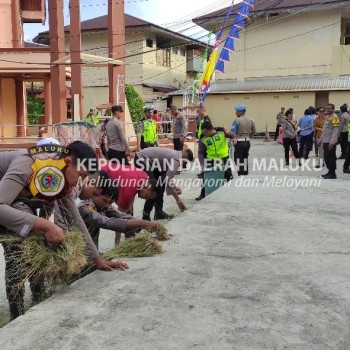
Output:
top-left (286, 162), bottom-right (289, 166)
top-left (321, 172), bottom-right (329, 178)
top-left (195, 195), bottom-right (205, 201)
top-left (343, 168), bottom-right (350, 174)
top-left (323, 174), bottom-right (337, 179)
top-left (315, 165), bottom-right (320, 169)
top-left (142, 212), bottom-right (151, 221)
top-left (154, 211), bottom-right (174, 220)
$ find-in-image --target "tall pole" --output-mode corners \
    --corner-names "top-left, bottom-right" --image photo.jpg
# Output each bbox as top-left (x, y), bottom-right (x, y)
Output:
top-left (49, 0), bottom-right (67, 124)
top-left (69, 0), bottom-right (82, 121)
top-left (108, 0), bottom-right (125, 121)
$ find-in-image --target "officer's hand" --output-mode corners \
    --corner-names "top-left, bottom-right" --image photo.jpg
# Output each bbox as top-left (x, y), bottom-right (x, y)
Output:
top-left (142, 221), bottom-right (158, 232)
top-left (94, 257), bottom-right (129, 271)
top-left (328, 144), bottom-right (334, 151)
top-left (233, 138), bottom-right (238, 145)
top-left (43, 223), bottom-right (65, 246)
top-left (175, 186), bottom-right (182, 195)
top-left (176, 199), bottom-right (186, 211)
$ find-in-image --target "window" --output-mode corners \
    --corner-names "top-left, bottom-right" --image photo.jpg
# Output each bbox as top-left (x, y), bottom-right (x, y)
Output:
top-left (146, 39), bottom-right (153, 48)
top-left (180, 47), bottom-right (186, 56)
top-left (172, 47), bottom-right (178, 54)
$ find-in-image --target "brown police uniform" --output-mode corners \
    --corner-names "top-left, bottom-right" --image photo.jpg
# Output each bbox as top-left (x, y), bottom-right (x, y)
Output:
top-left (78, 199), bottom-right (136, 249)
top-left (320, 114), bottom-right (340, 176)
top-left (0, 147), bottom-right (99, 320)
top-left (232, 116), bottom-right (256, 175)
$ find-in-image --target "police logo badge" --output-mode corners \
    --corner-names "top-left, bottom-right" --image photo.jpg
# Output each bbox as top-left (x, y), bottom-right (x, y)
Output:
top-left (29, 158), bottom-right (67, 197)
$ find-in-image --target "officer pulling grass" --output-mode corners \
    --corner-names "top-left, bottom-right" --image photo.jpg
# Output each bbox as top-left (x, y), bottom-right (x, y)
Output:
top-left (0, 140), bottom-right (128, 320)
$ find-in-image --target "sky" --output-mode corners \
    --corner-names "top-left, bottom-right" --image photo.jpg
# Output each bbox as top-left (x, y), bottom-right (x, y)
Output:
top-left (23, 0), bottom-right (243, 42)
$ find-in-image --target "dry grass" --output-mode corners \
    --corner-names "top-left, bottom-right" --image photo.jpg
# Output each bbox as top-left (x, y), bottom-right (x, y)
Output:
top-left (0, 230), bottom-right (87, 289)
top-left (154, 223), bottom-right (172, 241)
top-left (102, 233), bottom-right (163, 259)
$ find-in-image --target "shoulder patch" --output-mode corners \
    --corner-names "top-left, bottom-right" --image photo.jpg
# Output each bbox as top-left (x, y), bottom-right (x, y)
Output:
top-left (29, 157), bottom-right (67, 198)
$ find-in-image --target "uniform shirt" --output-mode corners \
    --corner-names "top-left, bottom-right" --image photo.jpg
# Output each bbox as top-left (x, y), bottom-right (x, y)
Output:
top-left (101, 164), bottom-right (149, 212)
top-left (136, 116), bottom-right (153, 135)
top-left (320, 114), bottom-right (340, 145)
top-left (276, 112), bottom-right (285, 125)
top-left (282, 119), bottom-right (297, 139)
top-left (172, 112), bottom-right (187, 138)
top-left (340, 112), bottom-right (350, 133)
top-left (298, 115), bottom-right (314, 136)
top-left (78, 199), bottom-right (133, 248)
top-left (231, 115), bottom-right (256, 139)
top-left (0, 151), bottom-right (99, 259)
top-left (135, 147), bottom-right (180, 195)
top-left (105, 118), bottom-right (130, 152)
top-left (313, 115), bottom-right (326, 139)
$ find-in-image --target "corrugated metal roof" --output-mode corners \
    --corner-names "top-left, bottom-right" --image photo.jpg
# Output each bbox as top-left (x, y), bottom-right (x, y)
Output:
top-left (210, 75), bottom-right (350, 93)
top-left (169, 76), bottom-right (350, 95)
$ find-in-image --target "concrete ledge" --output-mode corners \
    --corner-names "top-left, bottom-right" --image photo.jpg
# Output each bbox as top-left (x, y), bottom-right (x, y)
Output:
top-left (1, 172), bottom-right (350, 349)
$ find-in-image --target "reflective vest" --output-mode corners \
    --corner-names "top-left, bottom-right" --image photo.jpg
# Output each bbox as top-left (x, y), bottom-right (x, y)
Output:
top-left (86, 113), bottom-right (99, 126)
top-left (141, 119), bottom-right (157, 143)
top-left (197, 119), bottom-right (205, 139)
top-left (202, 132), bottom-right (229, 159)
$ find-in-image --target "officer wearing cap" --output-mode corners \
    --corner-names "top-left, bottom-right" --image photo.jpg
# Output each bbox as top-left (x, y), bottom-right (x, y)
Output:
top-left (231, 104), bottom-right (256, 176)
top-left (137, 108), bottom-right (158, 151)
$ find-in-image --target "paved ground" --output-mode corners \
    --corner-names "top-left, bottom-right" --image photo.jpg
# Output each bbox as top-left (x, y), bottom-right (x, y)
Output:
top-left (1, 140), bottom-right (350, 349)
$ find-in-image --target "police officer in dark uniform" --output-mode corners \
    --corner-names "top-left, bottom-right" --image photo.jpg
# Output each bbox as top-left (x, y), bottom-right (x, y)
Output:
top-left (231, 104), bottom-right (256, 176)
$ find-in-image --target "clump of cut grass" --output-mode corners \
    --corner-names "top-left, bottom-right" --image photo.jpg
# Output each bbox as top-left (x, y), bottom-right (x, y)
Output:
top-left (0, 230), bottom-right (87, 289)
top-left (153, 223), bottom-right (172, 241)
top-left (102, 233), bottom-right (163, 259)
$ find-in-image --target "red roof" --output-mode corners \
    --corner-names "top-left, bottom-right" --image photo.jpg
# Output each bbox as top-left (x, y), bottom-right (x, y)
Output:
top-left (194, 0), bottom-right (346, 24)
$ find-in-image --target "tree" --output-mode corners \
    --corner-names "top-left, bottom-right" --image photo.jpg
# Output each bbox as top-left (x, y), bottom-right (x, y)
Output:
top-left (27, 94), bottom-right (44, 125)
top-left (125, 85), bottom-right (144, 123)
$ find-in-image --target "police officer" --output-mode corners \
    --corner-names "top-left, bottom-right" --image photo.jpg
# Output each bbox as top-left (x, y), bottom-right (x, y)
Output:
top-left (0, 141), bottom-right (128, 320)
top-left (137, 108), bottom-right (158, 151)
top-left (196, 121), bottom-right (233, 200)
top-left (134, 147), bottom-right (193, 220)
top-left (86, 108), bottom-right (100, 126)
top-left (319, 103), bottom-right (340, 179)
top-left (231, 104), bottom-right (256, 176)
top-left (79, 181), bottom-right (157, 249)
top-left (196, 106), bottom-right (211, 139)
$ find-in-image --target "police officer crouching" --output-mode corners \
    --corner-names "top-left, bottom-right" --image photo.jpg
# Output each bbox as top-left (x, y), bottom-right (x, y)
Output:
top-left (196, 121), bottom-right (233, 200)
top-left (231, 104), bottom-right (256, 176)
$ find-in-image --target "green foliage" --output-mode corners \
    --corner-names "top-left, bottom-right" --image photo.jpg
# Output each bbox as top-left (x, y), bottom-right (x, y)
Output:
top-left (125, 85), bottom-right (144, 123)
top-left (27, 94), bottom-right (44, 125)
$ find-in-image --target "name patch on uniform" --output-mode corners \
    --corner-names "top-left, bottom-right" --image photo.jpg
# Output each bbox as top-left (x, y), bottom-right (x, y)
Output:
top-left (29, 158), bottom-right (67, 197)
top-left (28, 145), bottom-right (70, 156)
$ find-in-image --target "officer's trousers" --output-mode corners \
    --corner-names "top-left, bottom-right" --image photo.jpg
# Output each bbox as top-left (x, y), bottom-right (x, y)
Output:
top-left (234, 141), bottom-right (250, 176)
top-left (323, 143), bottom-right (337, 175)
top-left (143, 169), bottom-right (166, 218)
top-left (339, 131), bottom-right (349, 158)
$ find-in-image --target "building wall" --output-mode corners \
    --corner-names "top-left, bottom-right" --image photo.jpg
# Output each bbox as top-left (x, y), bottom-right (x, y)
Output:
top-left (216, 8), bottom-right (341, 81)
top-left (1, 78), bottom-right (17, 137)
top-left (329, 91), bottom-right (350, 108)
top-left (0, 0), bottom-right (14, 48)
top-left (173, 91), bottom-right (316, 132)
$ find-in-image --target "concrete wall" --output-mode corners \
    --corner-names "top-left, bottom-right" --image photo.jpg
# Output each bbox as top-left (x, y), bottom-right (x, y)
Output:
top-left (217, 9), bottom-right (341, 81)
top-left (173, 91), bottom-right (317, 132)
top-left (329, 91), bottom-right (350, 109)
